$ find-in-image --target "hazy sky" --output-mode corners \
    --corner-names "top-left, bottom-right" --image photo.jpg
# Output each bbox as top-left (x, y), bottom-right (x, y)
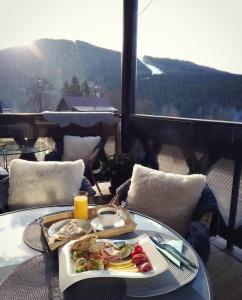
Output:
top-left (1, 0), bottom-right (242, 74)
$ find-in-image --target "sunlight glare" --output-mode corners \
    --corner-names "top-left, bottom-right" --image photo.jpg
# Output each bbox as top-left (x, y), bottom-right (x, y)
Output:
top-left (27, 41), bottom-right (45, 61)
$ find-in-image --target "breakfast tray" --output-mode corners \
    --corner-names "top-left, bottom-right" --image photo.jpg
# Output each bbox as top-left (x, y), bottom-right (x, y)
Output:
top-left (37, 204), bottom-right (137, 251)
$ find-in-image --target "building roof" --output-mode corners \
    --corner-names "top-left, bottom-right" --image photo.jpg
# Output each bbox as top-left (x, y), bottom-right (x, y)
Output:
top-left (59, 96), bottom-right (114, 110)
top-left (73, 106), bottom-right (118, 112)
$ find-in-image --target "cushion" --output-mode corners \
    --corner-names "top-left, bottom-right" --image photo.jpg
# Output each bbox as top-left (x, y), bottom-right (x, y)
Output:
top-left (127, 164), bottom-right (206, 237)
top-left (62, 135), bottom-right (101, 162)
top-left (8, 159), bottom-right (85, 210)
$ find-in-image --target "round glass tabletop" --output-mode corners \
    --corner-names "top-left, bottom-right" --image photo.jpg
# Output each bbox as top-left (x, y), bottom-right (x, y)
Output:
top-left (0, 206), bottom-right (213, 300)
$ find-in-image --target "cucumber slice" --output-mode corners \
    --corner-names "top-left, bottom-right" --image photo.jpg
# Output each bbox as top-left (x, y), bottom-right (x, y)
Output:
top-left (113, 241), bottom-right (126, 249)
top-left (120, 246), bottom-right (132, 259)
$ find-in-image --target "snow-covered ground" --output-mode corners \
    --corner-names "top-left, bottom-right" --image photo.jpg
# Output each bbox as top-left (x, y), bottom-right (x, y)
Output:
top-left (139, 58), bottom-right (163, 75)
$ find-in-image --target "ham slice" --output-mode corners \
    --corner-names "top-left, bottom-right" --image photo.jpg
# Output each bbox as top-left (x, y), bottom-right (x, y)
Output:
top-left (101, 247), bottom-right (122, 262)
top-left (103, 247), bottom-right (120, 256)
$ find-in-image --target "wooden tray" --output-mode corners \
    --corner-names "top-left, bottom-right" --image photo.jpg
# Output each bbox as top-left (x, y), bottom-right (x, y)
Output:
top-left (40, 204), bottom-right (137, 251)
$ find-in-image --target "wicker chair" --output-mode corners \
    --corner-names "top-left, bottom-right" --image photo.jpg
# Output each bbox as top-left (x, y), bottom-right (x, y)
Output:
top-left (45, 123), bottom-right (107, 196)
top-left (110, 179), bottom-right (219, 263)
top-left (207, 158), bottom-right (242, 248)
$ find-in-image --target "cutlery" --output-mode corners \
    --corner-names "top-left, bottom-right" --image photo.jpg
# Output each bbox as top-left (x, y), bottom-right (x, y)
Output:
top-left (149, 236), bottom-right (197, 269)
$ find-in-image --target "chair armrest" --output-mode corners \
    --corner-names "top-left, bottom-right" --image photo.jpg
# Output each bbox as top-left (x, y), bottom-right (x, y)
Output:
top-left (110, 179), bottom-right (131, 206)
top-left (44, 149), bottom-right (61, 161)
top-left (86, 148), bottom-right (101, 171)
top-left (0, 176), bottom-right (9, 214)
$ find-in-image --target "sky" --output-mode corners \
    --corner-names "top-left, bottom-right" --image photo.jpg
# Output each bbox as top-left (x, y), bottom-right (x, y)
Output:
top-left (1, 0), bottom-right (242, 74)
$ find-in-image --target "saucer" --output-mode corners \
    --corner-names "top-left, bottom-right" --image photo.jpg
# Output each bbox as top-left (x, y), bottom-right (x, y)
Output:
top-left (91, 217), bottom-right (125, 231)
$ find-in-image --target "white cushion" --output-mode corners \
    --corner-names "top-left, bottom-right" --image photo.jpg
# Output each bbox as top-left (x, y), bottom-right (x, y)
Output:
top-left (127, 164), bottom-right (206, 237)
top-left (62, 135), bottom-right (101, 162)
top-left (8, 159), bottom-right (85, 210)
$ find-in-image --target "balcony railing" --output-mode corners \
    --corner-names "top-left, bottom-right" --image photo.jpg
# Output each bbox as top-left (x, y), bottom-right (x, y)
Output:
top-left (126, 114), bottom-right (242, 253)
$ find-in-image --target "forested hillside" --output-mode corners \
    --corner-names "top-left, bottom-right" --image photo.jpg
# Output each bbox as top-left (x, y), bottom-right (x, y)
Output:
top-left (137, 56), bottom-right (242, 120)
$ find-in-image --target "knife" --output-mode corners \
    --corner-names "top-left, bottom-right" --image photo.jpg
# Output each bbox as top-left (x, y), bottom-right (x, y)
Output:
top-left (149, 236), bottom-right (197, 269)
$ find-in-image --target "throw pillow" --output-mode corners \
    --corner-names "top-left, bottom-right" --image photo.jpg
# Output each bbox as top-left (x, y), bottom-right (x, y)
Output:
top-left (8, 159), bottom-right (85, 210)
top-left (62, 135), bottom-right (101, 163)
top-left (127, 164), bottom-right (206, 237)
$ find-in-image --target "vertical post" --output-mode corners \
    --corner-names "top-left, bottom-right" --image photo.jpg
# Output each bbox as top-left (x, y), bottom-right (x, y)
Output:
top-left (121, 0), bottom-right (138, 152)
top-left (227, 131), bottom-right (242, 250)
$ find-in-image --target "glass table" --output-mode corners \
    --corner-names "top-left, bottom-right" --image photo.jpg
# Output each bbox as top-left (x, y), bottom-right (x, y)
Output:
top-left (0, 140), bottom-right (49, 169)
top-left (0, 206), bottom-right (213, 299)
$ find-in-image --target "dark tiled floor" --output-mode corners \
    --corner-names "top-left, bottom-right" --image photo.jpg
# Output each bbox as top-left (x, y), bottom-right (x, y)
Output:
top-left (207, 238), bottom-right (242, 300)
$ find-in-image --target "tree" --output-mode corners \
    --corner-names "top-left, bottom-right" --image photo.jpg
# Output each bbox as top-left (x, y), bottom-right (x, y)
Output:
top-left (81, 80), bottom-right (90, 96)
top-left (62, 76), bottom-right (83, 96)
top-left (62, 80), bottom-right (70, 96)
top-left (27, 77), bottom-right (52, 112)
top-left (70, 76), bottom-right (82, 96)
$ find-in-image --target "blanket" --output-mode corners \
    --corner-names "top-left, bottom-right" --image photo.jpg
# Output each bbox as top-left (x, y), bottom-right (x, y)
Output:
top-left (187, 184), bottom-right (222, 263)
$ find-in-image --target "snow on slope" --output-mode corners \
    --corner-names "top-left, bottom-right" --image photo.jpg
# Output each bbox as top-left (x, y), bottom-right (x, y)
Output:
top-left (139, 57), bottom-right (163, 75)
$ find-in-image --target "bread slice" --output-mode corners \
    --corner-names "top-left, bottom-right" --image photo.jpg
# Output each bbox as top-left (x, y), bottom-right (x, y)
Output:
top-left (71, 234), bottom-right (97, 252)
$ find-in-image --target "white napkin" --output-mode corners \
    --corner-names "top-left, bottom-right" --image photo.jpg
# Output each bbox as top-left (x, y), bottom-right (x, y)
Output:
top-left (159, 240), bottom-right (183, 267)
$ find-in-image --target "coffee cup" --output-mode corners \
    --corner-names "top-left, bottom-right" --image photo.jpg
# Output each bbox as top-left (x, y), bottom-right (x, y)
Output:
top-left (97, 207), bottom-right (120, 227)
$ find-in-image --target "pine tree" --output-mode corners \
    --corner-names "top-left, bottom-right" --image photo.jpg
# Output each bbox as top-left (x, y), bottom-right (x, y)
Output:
top-left (70, 76), bottom-right (82, 96)
top-left (81, 80), bottom-right (90, 96)
top-left (62, 80), bottom-right (70, 96)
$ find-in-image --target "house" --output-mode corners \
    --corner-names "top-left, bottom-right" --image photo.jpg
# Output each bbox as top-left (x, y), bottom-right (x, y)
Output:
top-left (0, 102), bottom-right (15, 113)
top-left (56, 96), bottom-right (118, 113)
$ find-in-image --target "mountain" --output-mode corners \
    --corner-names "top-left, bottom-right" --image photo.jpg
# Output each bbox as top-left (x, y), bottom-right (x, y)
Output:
top-left (0, 38), bottom-right (150, 111)
top-left (137, 56), bottom-right (242, 120)
top-left (141, 55), bottom-right (230, 75)
top-left (0, 38), bottom-right (242, 121)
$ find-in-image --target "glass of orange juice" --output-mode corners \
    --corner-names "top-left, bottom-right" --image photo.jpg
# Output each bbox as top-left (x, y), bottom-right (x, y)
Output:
top-left (74, 191), bottom-right (88, 220)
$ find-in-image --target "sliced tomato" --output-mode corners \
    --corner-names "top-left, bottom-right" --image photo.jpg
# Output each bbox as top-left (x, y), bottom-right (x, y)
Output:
top-left (138, 262), bottom-right (152, 272)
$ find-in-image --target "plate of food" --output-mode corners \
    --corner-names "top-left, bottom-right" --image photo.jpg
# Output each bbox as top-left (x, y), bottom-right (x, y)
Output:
top-left (58, 233), bottom-right (168, 292)
top-left (48, 219), bottom-right (92, 241)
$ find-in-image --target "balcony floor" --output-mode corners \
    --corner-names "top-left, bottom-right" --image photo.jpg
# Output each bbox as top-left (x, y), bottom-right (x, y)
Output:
top-left (208, 238), bottom-right (242, 300)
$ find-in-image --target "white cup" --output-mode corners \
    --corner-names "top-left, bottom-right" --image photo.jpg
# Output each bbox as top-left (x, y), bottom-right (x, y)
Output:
top-left (97, 207), bottom-right (120, 227)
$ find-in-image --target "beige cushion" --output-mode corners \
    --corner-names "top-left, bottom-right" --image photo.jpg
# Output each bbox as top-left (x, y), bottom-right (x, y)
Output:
top-left (127, 164), bottom-right (206, 237)
top-left (62, 135), bottom-right (101, 162)
top-left (8, 159), bottom-right (85, 210)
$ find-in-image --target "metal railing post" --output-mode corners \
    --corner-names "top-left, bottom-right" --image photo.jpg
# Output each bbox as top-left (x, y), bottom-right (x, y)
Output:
top-left (227, 132), bottom-right (242, 250)
top-left (121, 0), bottom-right (138, 153)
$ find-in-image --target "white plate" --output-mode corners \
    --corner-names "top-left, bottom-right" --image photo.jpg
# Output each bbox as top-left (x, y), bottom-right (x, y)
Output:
top-left (91, 216), bottom-right (125, 231)
top-left (48, 219), bottom-right (92, 240)
top-left (58, 234), bottom-right (168, 292)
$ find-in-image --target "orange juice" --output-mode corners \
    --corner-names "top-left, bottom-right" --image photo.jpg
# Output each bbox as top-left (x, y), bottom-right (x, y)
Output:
top-left (74, 192), bottom-right (88, 219)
